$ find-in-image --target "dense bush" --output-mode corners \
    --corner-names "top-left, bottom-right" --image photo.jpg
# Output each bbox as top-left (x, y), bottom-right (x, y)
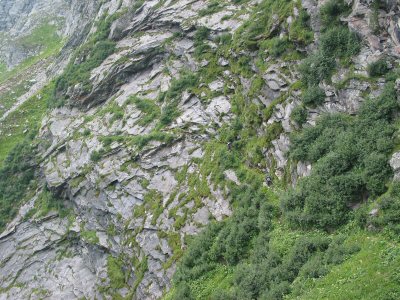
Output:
top-left (320, 0), bottom-right (352, 29)
top-left (282, 83), bottom-right (398, 229)
top-left (173, 222), bottom-right (223, 283)
top-left (90, 149), bottom-right (104, 162)
top-left (301, 85), bottom-right (326, 106)
top-left (0, 139), bottom-right (36, 231)
top-left (289, 8), bottom-right (314, 46)
top-left (368, 58), bottom-right (390, 77)
top-left (171, 117), bottom-right (362, 299)
top-left (291, 105), bottom-right (308, 126)
top-left (299, 26), bottom-right (360, 86)
top-left (193, 27), bottom-right (211, 58)
top-left (262, 37), bottom-right (291, 58)
top-left (237, 233), bottom-right (358, 299)
top-left (369, 183), bottom-right (400, 236)
top-left (319, 27), bottom-right (361, 61)
top-left (107, 256), bottom-right (126, 289)
top-left (165, 0), bottom-right (399, 298)
top-left (298, 52), bottom-right (335, 86)
top-left (299, 10), bottom-right (361, 87)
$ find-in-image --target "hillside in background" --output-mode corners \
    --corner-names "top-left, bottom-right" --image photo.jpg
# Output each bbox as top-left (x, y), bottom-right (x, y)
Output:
top-left (0, 0), bottom-right (399, 299)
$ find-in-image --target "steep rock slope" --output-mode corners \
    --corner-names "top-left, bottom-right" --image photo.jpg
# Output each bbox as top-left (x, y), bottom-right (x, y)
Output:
top-left (0, 0), bottom-right (100, 68)
top-left (0, 0), bottom-right (102, 165)
top-left (0, 0), bottom-right (399, 299)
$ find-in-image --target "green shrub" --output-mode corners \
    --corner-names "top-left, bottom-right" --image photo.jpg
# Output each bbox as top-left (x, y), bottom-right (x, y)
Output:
top-left (234, 0), bottom-right (294, 51)
top-left (229, 234), bottom-right (356, 300)
top-left (83, 128), bottom-right (91, 136)
top-left (319, 27), bottom-right (361, 63)
top-left (299, 52), bottom-right (335, 86)
top-left (0, 139), bottom-right (36, 231)
top-left (194, 27), bottom-right (210, 43)
top-left (370, 183), bottom-right (400, 237)
top-left (131, 132), bottom-right (174, 149)
top-left (193, 27), bottom-right (211, 58)
top-left (215, 33), bottom-right (232, 45)
top-left (299, 26), bottom-right (360, 86)
top-left (291, 105), bottom-right (308, 126)
top-left (173, 283), bottom-right (192, 300)
top-left (265, 122), bottom-right (284, 146)
top-left (90, 150), bottom-right (104, 162)
top-left (302, 85), bottom-right (326, 106)
top-left (34, 188), bottom-right (68, 218)
top-left (263, 37), bottom-right (291, 58)
top-left (81, 230), bottom-right (100, 244)
top-left (320, 0), bottom-right (352, 29)
top-left (289, 8), bottom-right (314, 46)
top-left (367, 58), bottom-right (390, 77)
top-left (283, 83), bottom-right (398, 229)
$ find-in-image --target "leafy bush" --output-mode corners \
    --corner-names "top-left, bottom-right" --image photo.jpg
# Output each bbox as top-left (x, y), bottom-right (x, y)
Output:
top-left (231, 234), bottom-right (356, 299)
top-left (193, 27), bottom-right (211, 58)
top-left (215, 33), bottom-right (232, 45)
top-left (368, 58), bottom-right (390, 77)
top-left (265, 122), bottom-right (284, 147)
top-left (299, 52), bottom-right (335, 86)
top-left (291, 105), bottom-right (308, 126)
top-left (370, 183), bottom-right (400, 236)
top-left (90, 149), bottom-right (104, 162)
top-left (320, 0), bottom-right (352, 29)
top-left (0, 139), bottom-right (36, 231)
top-left (131, 132), bottom-right (175, 149)
top-left (234, 0), bottom-right (294, 51)
top-left (262, 37), bottom-right (292, 58)
top-left (282, 83), bottom-right (398, 229)
top-left (319, 27), bottom-right (361, 63)
top-left (302, 85), bottom-right (326, 106)
top-left (33, 188), bottom-right (68, 218)
top-left (299, 26), bottom-right (360, 86)
top-left (289, 8), bottom-right (314, 46)
top-left (174, 283), bottom-right (192, 300)
top-left (170, 128), bottom-right (360, 298)
top-left (81, 229), bottom-right (100, 244)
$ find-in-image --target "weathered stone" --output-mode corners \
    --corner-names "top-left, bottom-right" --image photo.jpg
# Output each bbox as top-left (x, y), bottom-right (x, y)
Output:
top-left (390, 152), bottom-right (400, 180)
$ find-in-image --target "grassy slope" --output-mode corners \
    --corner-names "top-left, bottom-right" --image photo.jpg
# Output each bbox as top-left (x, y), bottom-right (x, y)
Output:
top-left (165, 266), bottom-right (235, 300)
top-left (164, 230), bottom-right (400, 300)
top-left (0, 23), bottom-right (63, 84)
top-left (0, 23), bottom-right (64, 166)
top-left (288, 232), bottom-right (400, 300)
top-left (0, 91), bottom-right (47, 166)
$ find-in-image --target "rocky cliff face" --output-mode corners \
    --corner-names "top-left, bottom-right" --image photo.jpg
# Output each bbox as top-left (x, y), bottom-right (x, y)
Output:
top-left (0, 0), bottom-right (100, 68)
top-left (0, 0), bottom-right (399, 299)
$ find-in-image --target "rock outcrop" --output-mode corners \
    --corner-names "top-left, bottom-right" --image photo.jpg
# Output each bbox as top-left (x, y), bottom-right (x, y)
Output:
top-left (0, 0), bottom-right (399, 299)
